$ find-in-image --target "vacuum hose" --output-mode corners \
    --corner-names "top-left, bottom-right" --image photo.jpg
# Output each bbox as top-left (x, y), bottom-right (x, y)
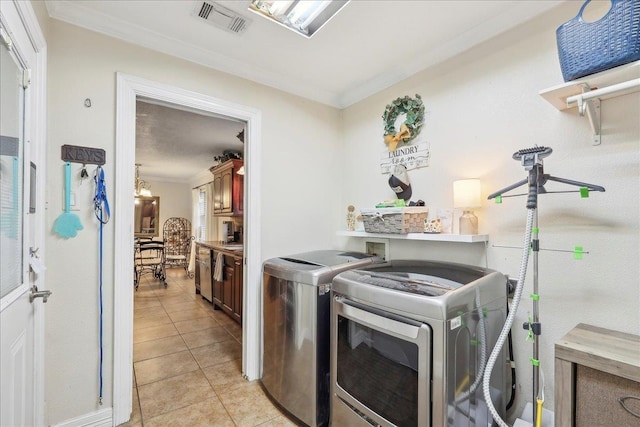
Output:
top-left (482, 208), bottom-right (535, 427)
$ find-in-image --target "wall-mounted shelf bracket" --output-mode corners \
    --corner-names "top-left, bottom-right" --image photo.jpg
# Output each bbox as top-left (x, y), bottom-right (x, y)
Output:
top-left (539, 61), bottom-right (640, 146)
top-left (574, 84), bottom-right (601, 145)
top-left (564, 77), bottom-right (640, 146)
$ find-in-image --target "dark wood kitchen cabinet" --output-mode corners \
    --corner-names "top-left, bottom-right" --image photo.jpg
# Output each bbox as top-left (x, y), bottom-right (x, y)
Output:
top-left (210, 159), bottom-right (243, 217)
top-left (222, 262), bottom-right (234, 312)
top-left (233, 257), bottom-right (243, 323)
top-left (212, 258), bottom-right (223, 308)
top-left (212, 252), bottom-right (243, 325)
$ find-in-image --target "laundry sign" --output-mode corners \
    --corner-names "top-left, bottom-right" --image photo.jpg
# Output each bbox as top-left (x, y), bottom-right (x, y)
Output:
top-left (380, 141), bottom-right (430, 174)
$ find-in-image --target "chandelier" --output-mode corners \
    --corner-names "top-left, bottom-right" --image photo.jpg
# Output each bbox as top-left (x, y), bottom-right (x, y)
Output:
top-left (134, 164), bottom-right (152, 197)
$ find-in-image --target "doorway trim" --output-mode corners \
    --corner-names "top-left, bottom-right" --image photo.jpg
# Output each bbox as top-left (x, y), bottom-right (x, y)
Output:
top-left (114, 73), bottom-right (262, 426)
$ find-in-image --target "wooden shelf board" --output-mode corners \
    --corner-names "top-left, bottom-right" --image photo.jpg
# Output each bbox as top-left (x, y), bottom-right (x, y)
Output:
top-left (539, 60), bottom-right (640, 111)
top-left (555, 323), bottom-right (640, 383)
top-left (336, 230), bottom-right (488, 243)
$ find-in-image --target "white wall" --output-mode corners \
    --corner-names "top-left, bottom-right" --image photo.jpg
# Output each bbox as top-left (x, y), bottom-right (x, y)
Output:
top-left (43, 19), bottom-right (342, 425)
top-left (145, 179), bottom-right (192, 235)
top-left (337, 2), bottom-right (639, 421)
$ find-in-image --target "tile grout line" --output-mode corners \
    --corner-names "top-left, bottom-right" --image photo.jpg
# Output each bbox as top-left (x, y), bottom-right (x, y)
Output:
top-left (135, 269), bottom-right (240, 426)
top-left (178, 271), bottom-right (241, 426)
top-left (200, 363), bottom-right (240, 427)
top-left (134, 269), bottom-right (287, 427)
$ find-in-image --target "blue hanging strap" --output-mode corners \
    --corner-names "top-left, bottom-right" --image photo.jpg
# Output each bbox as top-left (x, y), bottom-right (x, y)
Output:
top-left (93, 166), bottom-right (110, 224)
top-left (93, 166), bottom-right (110, 405)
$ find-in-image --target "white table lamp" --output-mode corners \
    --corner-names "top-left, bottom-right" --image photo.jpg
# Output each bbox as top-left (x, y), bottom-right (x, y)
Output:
top-left (453, 179), bottom-right (481, 235)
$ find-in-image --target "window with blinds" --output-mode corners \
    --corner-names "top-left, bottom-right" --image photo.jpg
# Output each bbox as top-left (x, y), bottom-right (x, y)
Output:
top-left (197, 188), bottom-right (207, 240)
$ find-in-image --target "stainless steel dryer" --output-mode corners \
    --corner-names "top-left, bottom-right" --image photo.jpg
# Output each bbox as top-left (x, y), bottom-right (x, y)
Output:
top-left (262, 250), bottom-right (381, 427)
top-left (331, 260), bottom-right (508, 427)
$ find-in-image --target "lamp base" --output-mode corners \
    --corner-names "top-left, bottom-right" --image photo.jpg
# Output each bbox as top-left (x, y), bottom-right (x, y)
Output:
top-left (459, 210), bottom-right (478, 235)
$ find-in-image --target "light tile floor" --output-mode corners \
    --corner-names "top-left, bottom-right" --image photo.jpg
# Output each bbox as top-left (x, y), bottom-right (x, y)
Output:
top-left (122, 269), bottom-right (297, 427)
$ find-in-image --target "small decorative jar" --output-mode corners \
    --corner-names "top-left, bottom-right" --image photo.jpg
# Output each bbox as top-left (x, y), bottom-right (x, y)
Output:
top-left (346, 205), bottom-right (356, 231)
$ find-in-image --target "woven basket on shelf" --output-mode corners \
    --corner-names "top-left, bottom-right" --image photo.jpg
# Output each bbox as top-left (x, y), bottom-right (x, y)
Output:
top-left (556, 0), bottom-right (640, 82)
top-left (361, 207), bottom-right (429, 234)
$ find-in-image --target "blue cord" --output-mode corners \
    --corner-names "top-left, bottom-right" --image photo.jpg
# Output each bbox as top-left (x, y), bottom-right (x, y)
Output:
top-left (93, 166), bottom-right (110, 405)
top-left (94, 166), bottom-right (110, 224)
top-left (98, 206), bottom-right (103, 405)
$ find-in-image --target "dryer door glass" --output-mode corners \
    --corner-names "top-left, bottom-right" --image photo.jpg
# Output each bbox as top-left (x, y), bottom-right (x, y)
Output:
top-left (336, 314), bottom-right (420, 426)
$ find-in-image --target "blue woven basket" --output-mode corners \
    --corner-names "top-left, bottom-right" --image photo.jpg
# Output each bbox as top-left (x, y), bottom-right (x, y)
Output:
top-left (556, 0), bottom-right (640, 82)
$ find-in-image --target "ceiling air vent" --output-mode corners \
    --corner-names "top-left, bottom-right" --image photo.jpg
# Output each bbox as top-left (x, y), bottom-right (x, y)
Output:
top-left (193, 1), bottom-right (251, 35)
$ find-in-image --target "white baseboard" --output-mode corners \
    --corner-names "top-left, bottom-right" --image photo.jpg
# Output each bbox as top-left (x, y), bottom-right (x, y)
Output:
top-left (52, 407), bottom-right (113, 427)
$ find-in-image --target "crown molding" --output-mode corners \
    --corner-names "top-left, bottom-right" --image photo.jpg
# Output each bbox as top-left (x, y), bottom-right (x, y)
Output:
top-left (44, 1), bottom-right (341, 107)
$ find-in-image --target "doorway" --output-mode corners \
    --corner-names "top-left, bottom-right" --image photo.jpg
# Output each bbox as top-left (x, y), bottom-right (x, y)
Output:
top-left (113, 74), bottom-right (262, 426)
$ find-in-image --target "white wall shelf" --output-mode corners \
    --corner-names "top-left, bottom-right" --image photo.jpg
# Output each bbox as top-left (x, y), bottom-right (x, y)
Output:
top-left (337, 230), bottom-right (489, 243)
top-left (539, 61), bottom-right (640, 145)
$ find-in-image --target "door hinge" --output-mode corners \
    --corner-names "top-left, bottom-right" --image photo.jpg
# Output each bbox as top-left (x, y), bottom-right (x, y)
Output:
top-left (23, 69), bottom-right (31, 89)
top-left (0, 27), bottom-right (12, 50)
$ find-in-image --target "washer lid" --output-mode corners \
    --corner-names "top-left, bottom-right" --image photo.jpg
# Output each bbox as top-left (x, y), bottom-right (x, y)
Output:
top-left (332, 260), bottom-right (506, 320)
top-left (338, 270), bottom-right (463, 297)
top-left (263, 250), bottom-right (381, 286)
top-left (281, 250), bottom-right (377, 269)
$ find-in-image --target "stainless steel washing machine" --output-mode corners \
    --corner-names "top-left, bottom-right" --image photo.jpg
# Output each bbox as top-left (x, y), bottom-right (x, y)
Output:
top-left (331, 260), bottom-right (508, 427)
top-left (262, 250), bottom-right (382, 427)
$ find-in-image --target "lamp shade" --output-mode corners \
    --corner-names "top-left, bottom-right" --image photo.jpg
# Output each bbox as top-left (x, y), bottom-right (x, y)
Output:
top-left (453, 179), bottom-right (481, 208)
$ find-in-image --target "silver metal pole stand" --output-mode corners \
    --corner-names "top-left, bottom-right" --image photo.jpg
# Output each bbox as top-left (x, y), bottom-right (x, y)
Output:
top-left (532, 208), bottom-right (540, 425)
top-left (487, 146), bottom-right (604, 427)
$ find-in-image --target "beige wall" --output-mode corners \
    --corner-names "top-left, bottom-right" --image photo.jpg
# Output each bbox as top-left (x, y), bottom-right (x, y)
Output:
top-left (43, 18), bottom-right (342, 425)
top-left (145, 179), bottom-right (193, 236)
top-left (31, 0), bottom-right (50, 40)
top-left (36, 1), bottom-right (639, 424)
top-left (338, 2), bottom-right (639, 420)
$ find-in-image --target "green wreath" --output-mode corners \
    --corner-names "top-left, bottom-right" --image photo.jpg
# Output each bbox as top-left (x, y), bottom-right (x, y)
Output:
top-left (382, 94), bottom-right (425, 151)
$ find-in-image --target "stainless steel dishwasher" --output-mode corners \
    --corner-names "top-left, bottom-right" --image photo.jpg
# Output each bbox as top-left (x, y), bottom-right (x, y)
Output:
top-left (261, 250), bottom-right (381, 427)
top-left (198, 246), bottom-right (212, 302)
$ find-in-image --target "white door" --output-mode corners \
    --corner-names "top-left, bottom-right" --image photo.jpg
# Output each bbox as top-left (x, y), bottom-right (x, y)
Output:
top-left (0, 15), bottom-right (48, 427)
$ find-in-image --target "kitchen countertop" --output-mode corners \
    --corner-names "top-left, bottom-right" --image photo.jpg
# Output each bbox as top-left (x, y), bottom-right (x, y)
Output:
top-left (196, 240), bottom-right (244, 256)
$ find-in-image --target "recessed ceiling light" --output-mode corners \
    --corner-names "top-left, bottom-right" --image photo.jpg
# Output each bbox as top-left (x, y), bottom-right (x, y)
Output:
top-left (249, 0), bottom-right (350, 38)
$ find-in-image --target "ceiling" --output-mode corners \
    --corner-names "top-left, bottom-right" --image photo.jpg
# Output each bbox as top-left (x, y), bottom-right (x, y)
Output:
top-left (135, 100), bottom-right (245, 182)
top-left (44, 0), bottom-right (567, 181)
